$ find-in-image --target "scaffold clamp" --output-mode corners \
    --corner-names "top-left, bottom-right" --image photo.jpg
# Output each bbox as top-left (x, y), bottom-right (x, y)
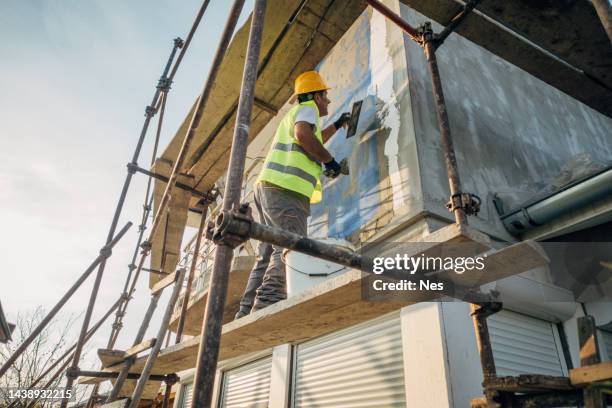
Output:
top-left (99, 245), bottom-right (113, 259)
top-left (446, 192), bottom-right (481, 216)
top-left (207, 203), bottom-right (252, 248)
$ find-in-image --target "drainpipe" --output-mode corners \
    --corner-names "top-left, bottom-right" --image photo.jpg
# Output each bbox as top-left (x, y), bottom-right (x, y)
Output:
top-left (500, 167), bottom-right (612, 236)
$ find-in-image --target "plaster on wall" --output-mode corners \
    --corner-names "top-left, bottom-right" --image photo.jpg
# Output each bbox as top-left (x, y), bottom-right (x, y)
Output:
top-left (309, 5), bottom-right (422, 244)
top-left (399, 4), bottom-right (612, 240)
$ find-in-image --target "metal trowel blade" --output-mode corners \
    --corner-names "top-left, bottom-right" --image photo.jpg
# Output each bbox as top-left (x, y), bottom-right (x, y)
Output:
top-left (346, 100), bottom-right (363, 138)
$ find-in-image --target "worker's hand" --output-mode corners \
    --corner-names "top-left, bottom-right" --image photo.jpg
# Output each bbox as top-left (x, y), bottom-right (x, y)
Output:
top-left (333, 112), bottom-right (351, 130)
top-left (323, 158), bottom-right (342, 178)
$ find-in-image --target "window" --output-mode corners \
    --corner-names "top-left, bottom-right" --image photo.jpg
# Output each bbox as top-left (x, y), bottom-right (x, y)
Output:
top-left (488, 310), bottom-right (566, 376)
top-left (179, 381), bottom-right (193, 408)
top-left (218, 355), bottom-right (272, 407)
top-left (292, 313), bottom-right (405, 407)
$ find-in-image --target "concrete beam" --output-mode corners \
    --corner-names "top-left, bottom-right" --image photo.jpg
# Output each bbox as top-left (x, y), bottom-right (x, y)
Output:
top-left (398, 0), bottom-right (612, 117)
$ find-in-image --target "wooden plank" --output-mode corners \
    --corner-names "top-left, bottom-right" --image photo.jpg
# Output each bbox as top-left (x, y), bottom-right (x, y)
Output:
top-left (79, 376), bottom-right (106, 385)
top-left (151, 271), bottom-right (178, 296)
top-left (114, 379), bottom-right (162, 401)
top-left (579, 316), bottom-right (602, 366)
top-left (125, 338), bottom-right (156, 359)
top-left (98, 349), bottom-right (127, 369)
top-left (99, 398), bottom-right (129, 408)
top-left (577, 316), bottom-right (606, 407)
top-left (98, 339), bottom-right (156, 369)
top-left (94, 224), bottom-right (549, 378)
top-left (485, 375), bottom-right (573, 393)
top-left (99, 224), bottom-right (494, 374)
top-left (570, 361), bottom-right (612, 386)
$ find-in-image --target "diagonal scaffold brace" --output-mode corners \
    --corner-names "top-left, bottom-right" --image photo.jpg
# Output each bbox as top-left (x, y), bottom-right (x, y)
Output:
top-left (84, 37), bottom-right (183, 408)
top-left (103, 0), bottom-right (221, 352)
top-left (106, 36), bottom-right (183, 353)
top-left (95, 0), bottom-right (247, 404)
top-left (83, 1), bottom-right (216, 402)
top-left (56, 35), bottom-right (186, 408)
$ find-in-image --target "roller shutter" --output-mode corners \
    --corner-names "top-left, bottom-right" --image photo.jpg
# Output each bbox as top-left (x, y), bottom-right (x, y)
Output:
top-left (489, 310), bottom-right (565, 376)
top-left (219, 355), bottom-right (272, 408)
top-left (179, 382), bottom-right (193, 408)
top-left (292, 313), bottom-right (405, 407)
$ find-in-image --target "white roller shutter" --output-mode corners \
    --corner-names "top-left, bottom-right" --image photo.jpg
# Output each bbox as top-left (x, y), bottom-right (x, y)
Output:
top-left (180, 382), bottom-right (193, 408)
top-left (489, 310), bottom-right (565, 376)
top-left (293, 313), bottom-right (405, 407)
top-left (219, 355), bottom-right (272, 408)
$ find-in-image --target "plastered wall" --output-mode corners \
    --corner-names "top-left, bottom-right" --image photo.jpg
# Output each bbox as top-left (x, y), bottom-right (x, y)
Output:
top-left (399, 4), bottom-right (612, 241)
top-left (309, 5), bottom-right (423, 244)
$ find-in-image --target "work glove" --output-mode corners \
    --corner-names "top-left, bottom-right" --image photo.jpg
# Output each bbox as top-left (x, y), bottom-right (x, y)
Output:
top-left (333, 112), bottom-right (351, 130)
top-left (323, 158), bottom-right (342, 178)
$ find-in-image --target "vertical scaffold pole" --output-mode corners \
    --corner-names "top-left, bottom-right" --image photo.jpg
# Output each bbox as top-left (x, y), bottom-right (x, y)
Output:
top-left (191, 1), bottom-right (267, 406)
top-left (365, 0), bottom-right (472, 225)
top-left (128, 269), bottom-right (186, 408)
top-left (422, 24), bottom-right (467, 225)
top-left (175, 204), bottom-right (209, 343)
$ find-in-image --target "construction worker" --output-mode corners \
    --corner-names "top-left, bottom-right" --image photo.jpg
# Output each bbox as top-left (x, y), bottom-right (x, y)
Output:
top-left (235, 71), bottom-right (350, 319)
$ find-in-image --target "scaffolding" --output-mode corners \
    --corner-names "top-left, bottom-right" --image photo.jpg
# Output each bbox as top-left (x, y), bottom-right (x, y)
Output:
top-left (2, 1), bottom-right (611, 408)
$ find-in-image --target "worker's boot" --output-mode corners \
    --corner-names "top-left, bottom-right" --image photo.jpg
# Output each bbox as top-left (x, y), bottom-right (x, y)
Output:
top-left (251, 299), bottom-right (278, 312)
top-left (234, 307), bottom-right (251, 320)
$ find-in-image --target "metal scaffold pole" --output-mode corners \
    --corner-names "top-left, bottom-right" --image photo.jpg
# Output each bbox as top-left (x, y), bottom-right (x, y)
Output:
top-left (365, 0), bottom-right (479, 225)
top-left (175, 203), bottom-right (209, 343)
top-left (108, 85), bottom-right (170, 349)
top-left (84, 0), bottom-right (214, 398)
top-left (191, 0), bottom-right (267, 406)
top-left (421, 25), bottom-right (467, 225)
top-left (57, 36), bottom-right (185, 408)
top-left (117, 0), bottom-right (244, 337)
top-left (128, 269), bottom-right (186, 408)
top-left (105, 0), bottom-right (218, 348)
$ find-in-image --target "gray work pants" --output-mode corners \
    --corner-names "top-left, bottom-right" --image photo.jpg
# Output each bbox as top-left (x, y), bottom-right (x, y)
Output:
top-left (238, 182), bottom-right (309, 313)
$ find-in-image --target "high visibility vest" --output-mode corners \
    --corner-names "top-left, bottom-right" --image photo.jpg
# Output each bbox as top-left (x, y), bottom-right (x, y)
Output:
top-left (257, 100), bottom-right (323, 203)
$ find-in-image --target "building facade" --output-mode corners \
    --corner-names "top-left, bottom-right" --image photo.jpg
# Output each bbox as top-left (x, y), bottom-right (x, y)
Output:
top-left (159, 1), bottom-right (612, 406)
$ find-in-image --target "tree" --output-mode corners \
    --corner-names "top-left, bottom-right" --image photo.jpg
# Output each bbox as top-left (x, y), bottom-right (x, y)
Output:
top-left (0, 307), bottom-right (88, 408)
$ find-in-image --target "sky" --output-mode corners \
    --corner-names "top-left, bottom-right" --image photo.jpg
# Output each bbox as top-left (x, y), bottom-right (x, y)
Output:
top-left (0, 0), bottom-right (251, 375)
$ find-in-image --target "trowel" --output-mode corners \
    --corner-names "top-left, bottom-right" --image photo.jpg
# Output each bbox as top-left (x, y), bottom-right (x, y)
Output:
top-left (345, 99), bottom-right (363, 138)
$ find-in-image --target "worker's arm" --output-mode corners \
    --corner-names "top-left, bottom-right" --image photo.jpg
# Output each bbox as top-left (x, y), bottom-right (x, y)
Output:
top-left (321, 124), bottom-right (337, 143)
top-left (295, 122), bottom-right (333, 163)
top-left (321, 112), bottom-right (351, 143)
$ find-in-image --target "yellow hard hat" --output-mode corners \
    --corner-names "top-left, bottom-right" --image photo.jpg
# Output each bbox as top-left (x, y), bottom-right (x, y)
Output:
top-left (294, 71), bottom-right (330, 95)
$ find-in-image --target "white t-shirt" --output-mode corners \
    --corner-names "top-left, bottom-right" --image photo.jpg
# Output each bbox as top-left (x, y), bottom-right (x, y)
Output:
top-left (294, 105), bottom-right (317, 126)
